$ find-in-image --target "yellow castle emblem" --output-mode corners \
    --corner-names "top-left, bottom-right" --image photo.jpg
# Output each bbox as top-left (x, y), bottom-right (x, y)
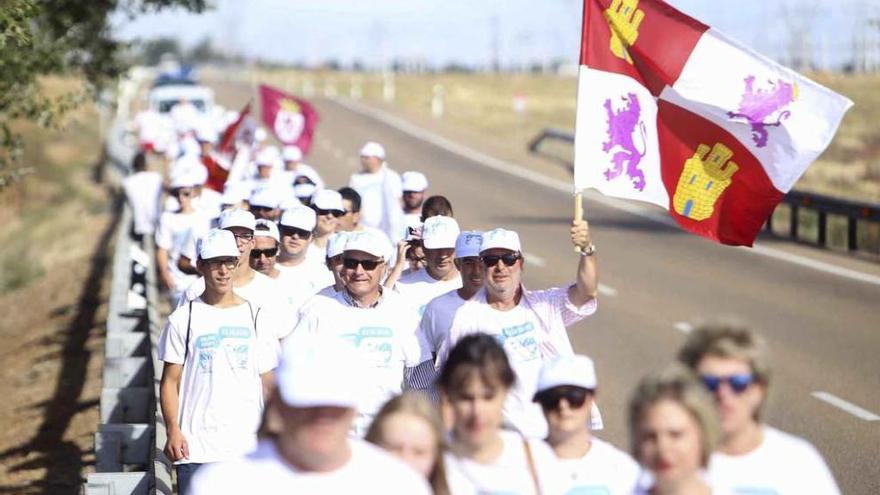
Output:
top-left (280, 98), bottom-right (301, 114)
top-left (604, 0), bottom-right (644, 64)
top-left (673, 143), bottom-right (739, 221)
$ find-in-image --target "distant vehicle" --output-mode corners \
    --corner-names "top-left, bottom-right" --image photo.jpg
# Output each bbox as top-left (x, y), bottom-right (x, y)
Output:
top-left (147, 84), bottom-right (214, 115)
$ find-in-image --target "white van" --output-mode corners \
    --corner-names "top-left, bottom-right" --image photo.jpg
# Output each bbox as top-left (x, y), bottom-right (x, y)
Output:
top-left (148, 84), bottom-right (215, 115)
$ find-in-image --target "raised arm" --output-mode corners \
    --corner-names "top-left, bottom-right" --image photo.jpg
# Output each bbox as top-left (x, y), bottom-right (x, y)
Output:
top-left (568, 219), bottom-right (598, 307)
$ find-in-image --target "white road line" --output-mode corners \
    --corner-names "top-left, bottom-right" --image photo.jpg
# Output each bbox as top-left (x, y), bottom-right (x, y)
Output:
top-left (811, 392), bottom-right (880, 421)
top-left (598, 284), bottom-right (618, 297)
top-left (522, 252), bottom-right (546, 267)
top-left (673, 321), bottom-right (694, 334)
top-left (333, 97), bottom-right (880, 288)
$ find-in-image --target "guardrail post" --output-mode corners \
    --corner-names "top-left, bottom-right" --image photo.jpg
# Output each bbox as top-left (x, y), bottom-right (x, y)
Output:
top-left (848, 217), bottom-right (858, 251)
top-left (817, 212), bottom-right (827, 247)
top-left (790, 205), bottom-right (799, 240)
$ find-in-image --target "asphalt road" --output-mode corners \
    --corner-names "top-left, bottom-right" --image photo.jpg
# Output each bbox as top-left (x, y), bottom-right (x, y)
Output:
top-left (215, 80), bottom-right (880, 493)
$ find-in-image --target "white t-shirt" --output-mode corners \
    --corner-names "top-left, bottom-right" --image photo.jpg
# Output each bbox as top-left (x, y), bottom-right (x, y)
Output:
top-left (438, 286), bottom-right (598, 439)
top-left (707, 426), bottom-right (841, 495)
top-left (123, 171), bottom-right (163, 235)
top-left (157, 298), bottom-right (279, 464)
top-left (155, 210), bottom-right (211, 292)
top-left (557, 438), bottom-right (640, 495)
top-left (176, 272), bottom-right (295, 340)
top-left (418, 289), bottom-right (470, 355)
top-left (348, 165), bottom-right (404, 243)
top-left (190, 439), bottom-right (431, 495)
top-left (291, 289), bottom-right (430, 436)
top-left (444, 430), bottom-right (568, 495)
top-left (395, 269), bottom-right (462, 320)
top-left (276, 255), bottom-right (334, 311)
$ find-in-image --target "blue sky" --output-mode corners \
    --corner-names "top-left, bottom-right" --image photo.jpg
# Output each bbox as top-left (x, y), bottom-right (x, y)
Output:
top-left (112, 0), bottom-right (874, 70)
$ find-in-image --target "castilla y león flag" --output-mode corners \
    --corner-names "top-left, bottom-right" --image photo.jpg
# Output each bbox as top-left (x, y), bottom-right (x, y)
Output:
top-left (574, 0), bottom-right (852, 246)
top-left (259, 84), bottom-right (319, 154)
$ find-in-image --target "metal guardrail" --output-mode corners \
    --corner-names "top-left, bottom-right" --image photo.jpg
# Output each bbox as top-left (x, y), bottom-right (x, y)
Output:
top-left (529, 128), bottom-right (880, 254)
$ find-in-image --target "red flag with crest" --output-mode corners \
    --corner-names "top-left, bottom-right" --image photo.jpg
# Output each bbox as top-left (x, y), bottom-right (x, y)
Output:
top-left (258, 84), bottom-right (319, 155)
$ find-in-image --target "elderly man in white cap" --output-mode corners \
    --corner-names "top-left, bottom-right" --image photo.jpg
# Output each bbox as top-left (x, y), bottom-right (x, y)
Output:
top-left (418, 230), bottom-right (483, 356)
top-left (292, 230), bottom-right (432, 436)
top-left (395, 215), bottom-right (462, 314)
top-left (158, 229), bottom-right (280, 495)
top-left (249, 219), bottom-right (281, 279)
top-left (310, 189), bottom-right (346, 257)
top-left (280, 144), bottom-right (324, 189)
top-left (276, 206), bottom-right (333, 310)
top-left (401, 171), bottom-right (429, 226)
top-left (348, 141), bottom-right (404, 244)
top-left (189, 335), bottom-right (431, 495)
top-left (436, 220), bottom-right (598, 439)
top-left (535, 355), bottom-right (638, 494)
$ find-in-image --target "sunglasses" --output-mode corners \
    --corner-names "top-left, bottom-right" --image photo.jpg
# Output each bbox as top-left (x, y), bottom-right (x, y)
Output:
top-left (342, 258), bottom-right (382, 271)
top-left (700, 374), bottom-right (755, 394)
top-left (481, 253), bottom-right (521, 268)
top-left (280, 227), bottom-right (313, 239)
top-left (249, 247), bottom-right (278, 258)
top-left (314, 208), bottom-right (344, 218)
top-left (175, 189), bottom-right (193, 198)
top-left (535, 386), bottom-right (592, 411)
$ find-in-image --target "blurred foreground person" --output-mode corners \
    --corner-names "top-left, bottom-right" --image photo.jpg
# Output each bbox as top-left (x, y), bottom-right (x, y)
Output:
top-left (366, 392), bottom-right (449, 494)
top-left (158, 229), bottom-right (279, 495)
top-left (439, 334), bottom-right (567, 494)
top-left (536, 355), bottom-right (639, 494)
top-left (189, 336), bottom-right (431, 494)
top-left (678, 323), bottom-right (841, 495)
top-left (628, 366), bottom-right (721, 495)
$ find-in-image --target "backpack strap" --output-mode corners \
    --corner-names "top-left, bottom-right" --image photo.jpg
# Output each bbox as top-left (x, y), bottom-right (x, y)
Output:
top-left (183, 300), bottom-right (193, 366)
top-left (245, 300), bottom-right (260, 338)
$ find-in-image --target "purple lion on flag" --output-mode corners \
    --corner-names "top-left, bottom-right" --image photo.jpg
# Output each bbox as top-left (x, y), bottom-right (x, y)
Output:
top-left (727, 75), bottom-right (797, 148)
top-left (602, 93), bottom-right (648, 192)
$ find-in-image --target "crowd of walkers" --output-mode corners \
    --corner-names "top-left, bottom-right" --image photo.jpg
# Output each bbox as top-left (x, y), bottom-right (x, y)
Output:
top-left (122, 103), bottom-right (842, 494)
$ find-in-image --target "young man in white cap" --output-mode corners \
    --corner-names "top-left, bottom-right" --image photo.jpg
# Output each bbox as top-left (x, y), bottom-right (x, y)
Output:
top-left (536, 355), bottom-right (639, 494)
top-left (348, 141), bottom-right (404, 244)
top-left (418, 230), bottom-right (483, 356)
top-left (316, 231), bottom-right (350, 297)
top-left (395, 215), bottom-right (462, 315)
top-left (276, 206), bottom-right (333, 310)
top-left (400, 171), bottom-right (428, 226)
top-left (436, 220), bottom-right (598, 439)
top-left (158, 229), bottom-right (280, 495)
top-left (292, 230), bottom-right (432, 436)
top-left (249, 219), bottom-right (281, 279)
top-left (248, 187), bottom-right (281, 222)
top-left (677, 323), bottom-right (841, 495)
top-left (188, 335), bottom-right (431, 495)
top-left (280, 144), bottom-right (324, 189)
top-left (310, 189), bottom-right (346, 255)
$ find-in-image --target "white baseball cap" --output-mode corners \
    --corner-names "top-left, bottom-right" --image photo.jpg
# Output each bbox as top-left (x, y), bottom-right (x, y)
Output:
top-left (254, 127), bottom-right (268, 142)
top-left (480, 228), bottom-right (522, 254)
top-left (280, 195), bottom-right (306, 211)
top-left (344, 230), bottom-right (391, 260)
top-left (280, 205), bottom-right (317, 231)
top-left (282, 145), bottom-right (303, 162)
top-left (312, 189), bottom-right (345, 212)
top-left (219, 208), bottom-right (256, 232)
top-left (195, 122), bottom-right (217, 143)
top-left (455, 231), bottom-right (483, 258)
top-left (255, 147), bottom-right (280, 168)
top-left (276, 334), bottom-right (366, 409)
top-left (326, 231), bottom-right (350, 259)
top-left (249, 188), bottom-right (280, 209)
top-left (359, 141), bottom-right (385, 159)
top-left (221, 181), bottom-right (251, 205)
top-left (292, 183), bottom-right (316, 200)
top-left (197, 229), bottom-right (240, 260)
top-left (422, 215), bottom-right (460, 250)
top-left (169, 170), bottom-right (199, 189)
top-left (401, 171), bottom-right (429, 192)
top-left (535, 355), bottom-right (598, 396)
top-left (254, 219), bottom-right (280, 243)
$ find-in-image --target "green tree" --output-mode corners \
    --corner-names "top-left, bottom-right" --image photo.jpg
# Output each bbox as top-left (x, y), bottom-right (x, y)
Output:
top-left (0, 0), bottom-right (207, 189)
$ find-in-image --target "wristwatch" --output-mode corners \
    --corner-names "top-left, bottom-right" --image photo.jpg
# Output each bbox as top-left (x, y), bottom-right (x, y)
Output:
top-left (580, 243), bottom-right (596, 256)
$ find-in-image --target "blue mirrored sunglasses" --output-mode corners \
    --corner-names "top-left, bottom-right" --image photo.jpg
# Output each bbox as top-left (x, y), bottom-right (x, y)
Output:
top-left (700, 374), bottom-right (755, 394)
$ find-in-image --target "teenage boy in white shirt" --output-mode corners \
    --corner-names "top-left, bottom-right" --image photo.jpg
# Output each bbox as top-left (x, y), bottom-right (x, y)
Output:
top-left (677, 323), bottom-right (841, 495)
top-left (395, 215), bottom-right (462, 317)
top-left (418, 230), bottom-right (483, 356)
top-left (292, 230), bottom-right (432, 436)
top-left (536, 355), bottom-right (639, 495)
top-left (158, 229), bottom-right (279, 495)
top-left (437, 222), bottom-right (599, 439)
top-left (276, 205), bottom-right (333, 310)
top-left (189, 335), bottom-right (431, 495)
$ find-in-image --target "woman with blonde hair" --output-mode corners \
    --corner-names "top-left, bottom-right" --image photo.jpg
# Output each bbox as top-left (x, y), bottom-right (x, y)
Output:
top-left (366, 392), bottom-right (449, 494)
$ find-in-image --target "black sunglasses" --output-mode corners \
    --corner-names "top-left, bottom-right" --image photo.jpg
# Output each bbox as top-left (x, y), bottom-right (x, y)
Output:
top-left (280, 227), bottom-right (313, 239)
top-left (249, 247), bottom-right (278, 259)
top-left (700, 374), bottom-right (755, 394)
top-left (481, 253), bottom-right (521, 268)
top-left (535, 386), bottom-right (592, 411)
top-left (314, 208), bottom-right (344, 218)
top-left (342, 258), bottom-right (382, 271)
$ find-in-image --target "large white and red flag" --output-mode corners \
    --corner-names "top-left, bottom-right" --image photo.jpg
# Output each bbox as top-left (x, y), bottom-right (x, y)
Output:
top-left (574, 0), bottom-right (852, 246)
top-left (259, 84), bottom-right (319, 155)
